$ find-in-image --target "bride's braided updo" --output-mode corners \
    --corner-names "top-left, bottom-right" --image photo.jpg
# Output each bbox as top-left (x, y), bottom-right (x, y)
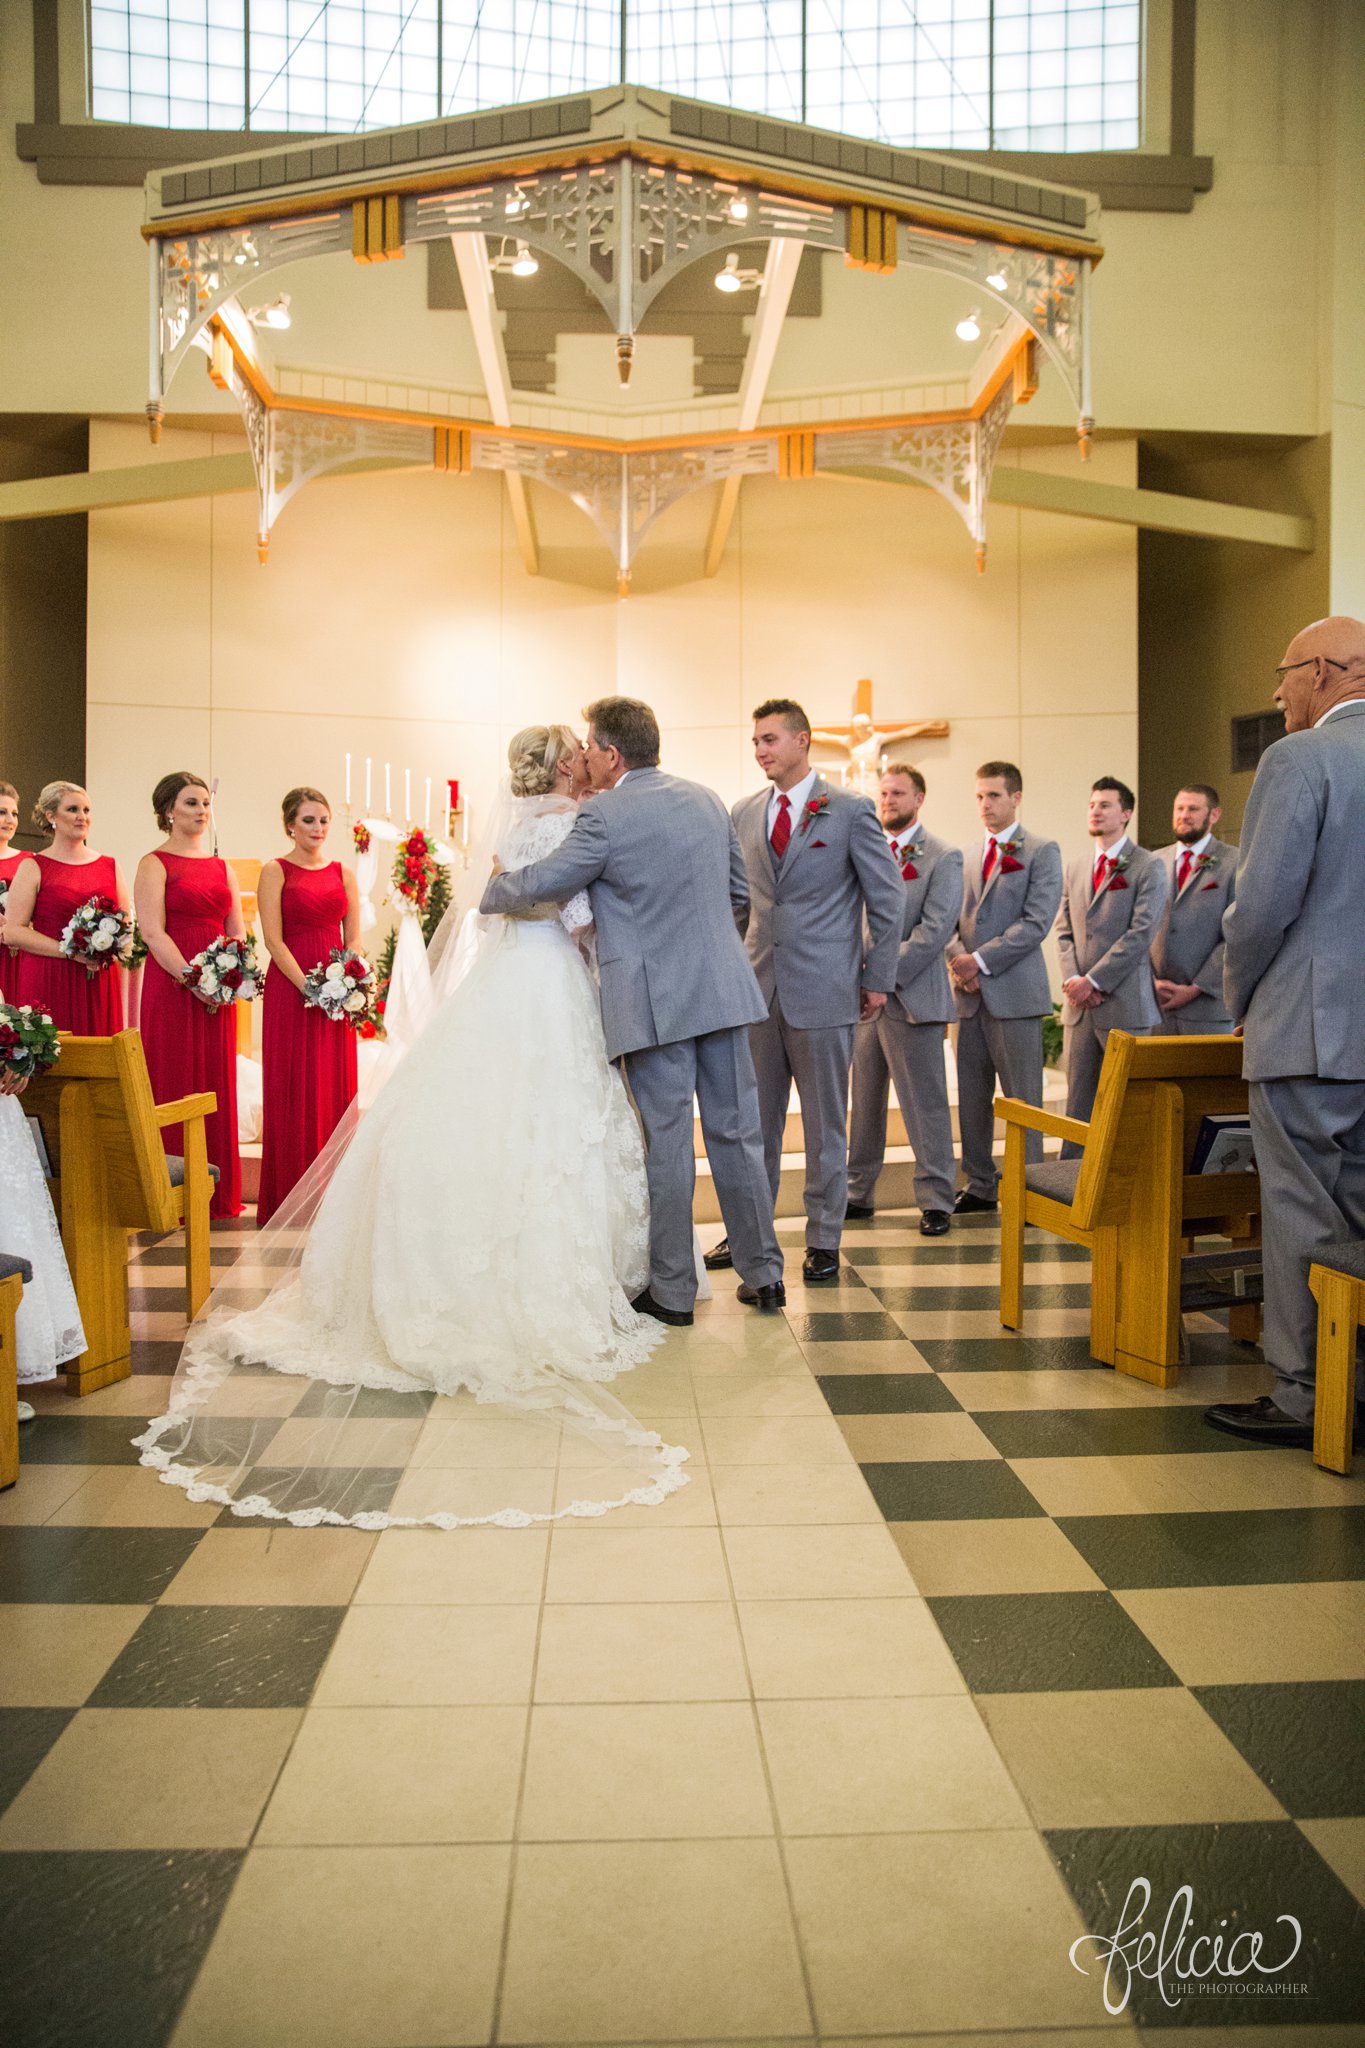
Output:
top-left (507, 723), bottom-right (577, 797)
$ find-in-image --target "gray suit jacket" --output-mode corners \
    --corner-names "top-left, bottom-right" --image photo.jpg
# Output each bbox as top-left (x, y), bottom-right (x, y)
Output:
top-left (733, 776), bottom-right (903, 1030)
top-left (884, 826), bottom-right (963, 1027)
top-left (950, 827), bottom-right (1063, 1021)
top-left (1150, 835), bottom-right (1238, 1026)
top-left (479, 769), bottom-right (768, 1062)
top-left (1055, 842), bottom-right (1167, 1034)
top-left (1224, 701), bottom-right (1365, 1081)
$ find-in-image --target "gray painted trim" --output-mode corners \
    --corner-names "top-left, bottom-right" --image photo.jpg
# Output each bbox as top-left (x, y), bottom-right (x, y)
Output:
top-left (32, 0), bottom-right (60, 126)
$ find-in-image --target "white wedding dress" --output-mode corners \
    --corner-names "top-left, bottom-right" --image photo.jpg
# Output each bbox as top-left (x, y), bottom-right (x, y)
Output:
top-left (137, 796), bottom-right (689, 1528)
top-left (0, 1095), bottom-right (85, 1384)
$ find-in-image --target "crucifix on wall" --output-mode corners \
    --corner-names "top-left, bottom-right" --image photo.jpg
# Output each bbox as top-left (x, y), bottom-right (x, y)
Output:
top-left (811, 678), bottom-right (950, 794)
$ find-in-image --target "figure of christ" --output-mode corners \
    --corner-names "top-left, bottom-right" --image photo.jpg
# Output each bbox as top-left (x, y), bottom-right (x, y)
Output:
top-left (811, 679), bottom-right (949, 794)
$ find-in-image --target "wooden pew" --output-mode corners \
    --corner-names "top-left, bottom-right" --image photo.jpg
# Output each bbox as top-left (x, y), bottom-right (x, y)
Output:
top-left (995, 1033), bottom-right (1261, 1388)
top-left (24, 1032), bottom-right (216, 1396)
top-left (1308, 1246), bottom-right (1364, 1476)
top-left (0, 1253), bottom-right (28, 1488)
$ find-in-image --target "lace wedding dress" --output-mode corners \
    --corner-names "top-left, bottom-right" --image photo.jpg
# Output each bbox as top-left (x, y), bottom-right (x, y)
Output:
top-left (136, 796), bottom-right (688, 1528)
top-left (0, 1094), bottom-right (85, 1384)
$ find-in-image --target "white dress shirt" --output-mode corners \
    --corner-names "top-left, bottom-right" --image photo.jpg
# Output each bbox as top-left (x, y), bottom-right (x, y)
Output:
top-left (767, 767), bottom-right (817, 842)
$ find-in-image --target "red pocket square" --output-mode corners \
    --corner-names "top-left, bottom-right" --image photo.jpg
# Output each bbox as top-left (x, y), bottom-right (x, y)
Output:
top-left (999, 855), bottom-right (1024, 873)
top-left (1199, 880), bottom-right (1218, 891)
top-left (901, 862), bottom-right (919, 880)
top-left (1107, 875), bottom-right (1129, 890)
top-left (810, 839), bottom-right (828, 848)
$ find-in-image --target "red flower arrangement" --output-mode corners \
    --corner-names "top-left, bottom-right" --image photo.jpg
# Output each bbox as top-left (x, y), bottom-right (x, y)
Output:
top-left (392, 827), bottom-right (437, 914)
top-left (801, 793), bottom-right (830, 835)
top-left (352, 821), bottom-right (372, 856)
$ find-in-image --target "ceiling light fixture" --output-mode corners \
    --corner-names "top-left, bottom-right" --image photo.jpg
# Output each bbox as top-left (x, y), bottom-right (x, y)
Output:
top-left (489, 239), bottom-right (539, 277)
top-left (714, 252), bottom-right (762, 294)
top-left (955, 309), bottom-right (982, 341)
top-left (246, 293), bottom-right (292, 330)
top-left (727, 194), bottom-right (750, 221)
top-left (504, 191), bottom-right (529, 219)
top-left (985, 269), bottom-right (1008, 292)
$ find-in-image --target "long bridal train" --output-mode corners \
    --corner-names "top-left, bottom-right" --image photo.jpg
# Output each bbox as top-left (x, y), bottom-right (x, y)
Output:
top-left (136, 792), bottom-right (690, 1529)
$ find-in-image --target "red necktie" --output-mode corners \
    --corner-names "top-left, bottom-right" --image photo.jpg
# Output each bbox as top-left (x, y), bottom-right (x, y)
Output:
top-left (982, 837), bottom-right (999, 882)
top-left (1093, 854), bottom-right (1111, 894)
top-left (1177, 849), bottom-right (1193, 892)
top-left (888, 837), bottom-right (901, 862)
top-left (770, 792), bottom-right (792, 859)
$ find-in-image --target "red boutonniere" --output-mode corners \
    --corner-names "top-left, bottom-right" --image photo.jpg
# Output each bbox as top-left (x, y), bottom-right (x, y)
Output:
top-left (801, 793), bottom-right (830, 835)
top-left (999, 853), bottom-right (1025, 874)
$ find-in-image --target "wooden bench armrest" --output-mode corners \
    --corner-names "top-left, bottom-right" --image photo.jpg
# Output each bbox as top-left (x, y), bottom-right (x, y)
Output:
top-left (993, 1096), bottom-right (1090, 1146)
top-left (154, 1092), bottom-right (216, 1128)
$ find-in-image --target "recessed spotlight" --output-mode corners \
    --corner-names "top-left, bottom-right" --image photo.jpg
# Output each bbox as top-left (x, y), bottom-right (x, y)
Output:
top-left (955, 310), bottom-right (981, 341)
top-left (714, 252), bottom-right (762, 294)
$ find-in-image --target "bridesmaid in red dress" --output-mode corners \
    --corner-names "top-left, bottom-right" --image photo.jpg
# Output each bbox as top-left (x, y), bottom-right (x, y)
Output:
top-left (4, 782), bottom-right (128, 1033)
top-left (0, 780), bottom-right (30, 1006)
top-left (256, 785), bottom-right (360, 1228)
top-left (134, 770), bottom-right (246, 1220)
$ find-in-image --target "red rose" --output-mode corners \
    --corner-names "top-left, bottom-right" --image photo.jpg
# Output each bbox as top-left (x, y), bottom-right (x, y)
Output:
top-left (344, 958), bottom-right (366, 980)
top-left (223, 967), bottom-right (243, 989)
top-left (359, 1019), bottom-right (377, 1040)
top-left (1108, 874), bottom-right (1129, 891)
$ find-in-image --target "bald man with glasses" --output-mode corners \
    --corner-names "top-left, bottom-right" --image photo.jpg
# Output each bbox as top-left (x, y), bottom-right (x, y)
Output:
top-left (1208, 616), bottom-right (1365, 1451)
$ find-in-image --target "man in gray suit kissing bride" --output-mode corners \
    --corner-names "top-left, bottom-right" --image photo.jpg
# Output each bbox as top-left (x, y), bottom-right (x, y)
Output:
top-left (480, 696), bottom-right (786, 1322)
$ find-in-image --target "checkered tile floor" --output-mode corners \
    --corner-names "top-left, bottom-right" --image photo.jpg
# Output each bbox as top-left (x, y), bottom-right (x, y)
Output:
top-left (2, 1209), bottom-right (1363, 2045)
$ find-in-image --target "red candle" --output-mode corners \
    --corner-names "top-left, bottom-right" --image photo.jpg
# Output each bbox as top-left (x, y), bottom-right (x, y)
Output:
top-left (447, 778), bottom-right (460, 812)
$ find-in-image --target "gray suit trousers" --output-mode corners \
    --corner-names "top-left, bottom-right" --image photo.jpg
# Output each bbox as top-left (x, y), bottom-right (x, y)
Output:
top-left (848, 1013), bottom-right (956, 1213)
top-left (1061, 1014), bottom-right (1109, 1157)
top-left (954, 1010), bottom-right (1046, 1194)
top-left (626, 1027), bottom-right (783, 1312)
top-left (1249, 1077), bottom-right (1365, 1421)
top-left (750, 995), bottom-right (855, 1248)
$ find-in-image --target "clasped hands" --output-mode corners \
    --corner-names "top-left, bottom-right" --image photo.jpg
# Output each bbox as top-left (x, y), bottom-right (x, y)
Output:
top-left (949, 953), bottom-right (980, 996)
top-left (1062, 975), bottom-right (1105, 1011)
top-left (1154, 977), bottom-right (1200, 1013)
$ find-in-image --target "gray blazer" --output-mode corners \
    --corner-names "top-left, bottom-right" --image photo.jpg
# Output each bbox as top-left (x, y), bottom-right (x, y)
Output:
top-left (733, 776), bottom-right (904, 1031)
top-left (1055, 842), bottom-right (1167, 1033)
top-left (950, 827), bottom-right (1063, 1021)
top-left (479, 768), bottom-right (768, 1062)
top-left (1150, 835), bottom-right (1239, 1026)
top-left (1224, 701), bottom-right (1365, 1081)
top-left (884, 826), bottom-right (963, 1027)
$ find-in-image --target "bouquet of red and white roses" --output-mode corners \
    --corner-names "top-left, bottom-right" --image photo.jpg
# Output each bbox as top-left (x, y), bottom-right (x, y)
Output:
top-left (0, 1002), bottom-right (61, 1082)
top-left (183, 933), bottom-right (263, 1010)
top-left (302, 947), bottom-right (377, 1033)
top-left (59, 896), bottom-right (135, 970)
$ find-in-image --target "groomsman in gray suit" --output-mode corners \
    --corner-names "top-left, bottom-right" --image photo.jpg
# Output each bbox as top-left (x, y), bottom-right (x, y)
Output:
top-left (710, 699), bottom-right (902, 1284)
top-left (1208, 616), bottom-right (1365, 1448)
top-left (481, 696), bottom-right (786, 1320)
top-left (1151, 783), bottom-right (1238, 1033)
top-left (948, 761), bottom-right (1063, 1210)
top-left (847, 762), bottom-right (963, 1236)
top-left (1055, 775), bottom-right (1168, 1150)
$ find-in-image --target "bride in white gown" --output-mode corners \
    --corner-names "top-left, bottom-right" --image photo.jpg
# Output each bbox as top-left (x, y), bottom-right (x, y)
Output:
top-left (137, 726), bottom-right (690, 1528)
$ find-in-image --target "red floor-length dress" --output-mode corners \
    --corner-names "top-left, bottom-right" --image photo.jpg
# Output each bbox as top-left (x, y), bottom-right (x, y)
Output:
top-left (22, 853), bottom-right (125, 1033)
top-left (256, 860), bottom-right (358, 1228)
top-left (139, 850), bottom-right (243, 1221)
top-left (0, 851), bottom-right (30, 1006)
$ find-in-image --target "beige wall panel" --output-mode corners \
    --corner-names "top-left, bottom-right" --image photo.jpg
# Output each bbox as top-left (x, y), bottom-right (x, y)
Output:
top-left (1016, 440), bottom-right (1138, 720)
top-left (736, 474), bottom-right (1023, 728)
top-left (1019, 713), bottom-right (1141, 875)
top-left (87, 425), bottom-right (216, 710)
top-left (86, 702), bottom-right (213, 883)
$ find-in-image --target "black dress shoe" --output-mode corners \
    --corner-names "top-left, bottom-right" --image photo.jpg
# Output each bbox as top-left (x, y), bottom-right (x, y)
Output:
top-left (631, 1290), bottom-right (694, 1328)
top-left (802, 1248), bottom-right (841, 1283)
top-left (737, 1280), bottom-right (787, 1311)
top-left (1203, 1395), bottom-right (1313, 1447)
top-left (703, 1237), bottom-right (734, 1271)
top-left (919, 1210), bottom-right (951, 1237)
top-left (845, 1201), bottom-right (875, 1221)
top-left (953, 1189), bottom-right (998, 1215)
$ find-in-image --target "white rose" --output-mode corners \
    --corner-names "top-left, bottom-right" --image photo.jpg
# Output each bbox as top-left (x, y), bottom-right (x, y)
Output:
top-left (200, 973), bottom-right (219, 995)
top-left (91, 930), bottom-right (114, 952)
top-left (325, 961), bottom-right (345, 982)
top-left (99, 917), bottom-right (121, 936)
top-left (239, 978), bottom-right (258, 1001)
top-left (344, 990), bottom-right (366, 1012)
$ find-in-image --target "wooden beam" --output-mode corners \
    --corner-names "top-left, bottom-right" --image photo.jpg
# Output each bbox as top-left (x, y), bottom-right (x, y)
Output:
top-left (988, 466), bottom-right (1314, 551)
top-left (450, 231), bottom-right (537, 574)
top-left (705, 236), bottom-right (804, 577)
top-left (0, 454), bottom-right (257, 521)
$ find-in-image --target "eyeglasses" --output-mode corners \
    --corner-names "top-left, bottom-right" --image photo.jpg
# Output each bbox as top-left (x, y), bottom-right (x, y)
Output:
top-left (1274, 656), bottom-right (1347, 682)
